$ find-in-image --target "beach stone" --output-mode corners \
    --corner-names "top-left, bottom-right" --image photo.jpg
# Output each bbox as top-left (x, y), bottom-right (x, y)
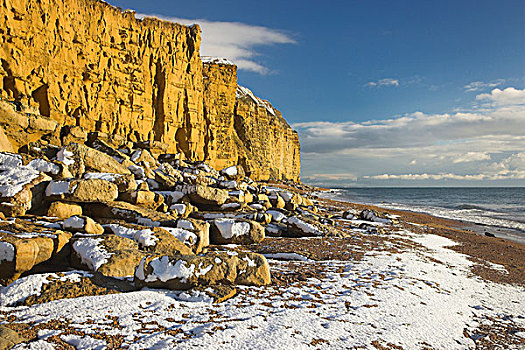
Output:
top-left (71, 235), bottom-right (146, 278)
top-left (210, 218), bottom-right (265, 245)
top-left (105, 223), bottom-right (193, 256)
top-left (47, 201), bottom-right (83, 219)
top-left (287, 216), bottom-right (324, 237)
top-left (63, 215), bottom-right (104, 235)
top-left (342, 211), bottom-right (356, 220)
top-left (134, 251), bottom-right (270, 290)
top-left (220, 165), bottom-right (245, 181)
top-left (84, 172), bottom-right (137, 193)
top-left (0, 325), bottom-right (26, 350)
top-left (169, 203), bottom-right (196, 218)
top-left (59, 143), bottom-right (131, 177)
top-left (359, 209), bottom-right (392, 224)
top-left (184, 184), bottom-right (229, 206)
top-left (0, 223), bottom-right (72, 285)
top-left (119, 190), bottom-right (164, 209)
top-left (45, 178), bottom-right (118, 203)
top-left (175, 218), bottom-right (210, 254)
top-left (83, 201), bottom-right (178, 226)
top-left (130, 149), bottom-right (158, 168)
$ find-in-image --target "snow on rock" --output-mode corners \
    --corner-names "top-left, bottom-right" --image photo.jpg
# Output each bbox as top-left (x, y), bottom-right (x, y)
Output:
top-left (63, 216), bottom-right (85, 230)
top-left (0, 153), bottom-right (46, 197)
top-left (170, 203), bottom-right (187, 216)
top-left (56, 148), bottom-right (75, 166)
top-left (287, 216), bottom-right (323, 236)
top-left (0, 241), bottom-right (14, 262)
top-left (106, 224), bottom-right (158, 248)
top-left (45, 181), bottom-right (71, 196)
top-left (161, 227), bottom-right (197, 246)
top-left (0, 271), bottom-right (89, 306)
top-left (82, 172), bottom-right (120, 181)
top-left (266, 210), bottom-right (286, 223)
top-left (72, 238), bottom-right (112, 271)
top-left (236, 85), bottom-right (276, 116)
top-left (213, 219), bottom-right (250, 239)
top-left (263, 252), bottom-right (311, 262)
top-left (145, 256), bottom-right (195, 283)
top-left (221, 166), bottom-right (237, 177)
top-left (201, 56), bottom-right (234, 65)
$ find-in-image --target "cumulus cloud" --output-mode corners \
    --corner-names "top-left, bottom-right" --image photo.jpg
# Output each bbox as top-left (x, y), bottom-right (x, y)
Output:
top-left (476, 87), bottom-right (525, 106)
top-left (366, 78), bottom-right (400, 88)
top-left (464, 79), bottom-right (505, 92)
top-left (136, 14), bottom-right (295, 74)
top-left (296, 87), bottom-right (525, 184)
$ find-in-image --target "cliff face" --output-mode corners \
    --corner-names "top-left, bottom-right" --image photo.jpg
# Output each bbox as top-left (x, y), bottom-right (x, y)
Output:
top-left (0, 0), bottom-right (300, 181)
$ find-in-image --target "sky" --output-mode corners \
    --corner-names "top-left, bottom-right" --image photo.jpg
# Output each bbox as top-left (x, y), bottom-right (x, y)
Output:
top-left (107, 0), bottom-right (525, 187)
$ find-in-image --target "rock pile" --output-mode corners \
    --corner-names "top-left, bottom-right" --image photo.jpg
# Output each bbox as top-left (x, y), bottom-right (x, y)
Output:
top-left (0, 134), bottom-right (371, 299)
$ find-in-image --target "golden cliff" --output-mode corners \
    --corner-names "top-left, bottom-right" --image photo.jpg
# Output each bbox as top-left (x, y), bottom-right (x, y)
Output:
top-left (0, 0), bottom-right (300, 181)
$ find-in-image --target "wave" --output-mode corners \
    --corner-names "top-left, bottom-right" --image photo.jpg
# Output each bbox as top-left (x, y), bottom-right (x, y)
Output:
top-left (455, 204), bottom-right (487, 211)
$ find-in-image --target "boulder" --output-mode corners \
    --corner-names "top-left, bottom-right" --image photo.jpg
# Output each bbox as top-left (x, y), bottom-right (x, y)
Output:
top-left (119, 190), bottom-right (164, 209)
top-left (47, 201), bottom-right (83, 219)
top-left (359, 209), bottom-right (393, 224)
top-left (287, 216), bottom-right (324, 237)
top-left (63, 215), bottom-right (104, 235)
top-left (58, 143), bottom-right (131, 177)
top-left (210, 218), bottom-right (265, 245)
top-left (71, 235), bottom-right (146, 278)
top-left (45, 178), bottom-right (118, 203)
top-left (184, 184), bottom-right (229, 206)
top-left (134, 251), bottom-right (270, 290)
top-left (83, 172), bottom-right (137, 193)
top-left (83, 201), bottom-right (178, 227)
top-left (175, 218), bottom-right (210, 254)
top-left (105, 224), bottom-right (193, 256)
top-left (0, 223), bottom-right (72, 285)
top-left (220, 165), bottom-right (245, 181)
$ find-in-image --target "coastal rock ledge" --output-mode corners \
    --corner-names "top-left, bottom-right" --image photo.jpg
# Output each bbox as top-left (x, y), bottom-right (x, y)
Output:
top-left (0, 0), bottom-right (300, 182)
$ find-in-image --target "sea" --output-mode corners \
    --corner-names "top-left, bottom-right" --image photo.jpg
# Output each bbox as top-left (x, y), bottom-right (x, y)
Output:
top-left (323, 187), bottom-right (525, 244)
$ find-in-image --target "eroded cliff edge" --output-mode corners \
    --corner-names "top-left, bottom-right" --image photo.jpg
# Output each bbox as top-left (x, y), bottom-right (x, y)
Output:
top-left (0, 0), bottom-right (300, 181)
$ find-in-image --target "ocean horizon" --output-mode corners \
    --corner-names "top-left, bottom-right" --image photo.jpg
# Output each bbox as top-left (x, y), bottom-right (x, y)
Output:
top-left (321, 186), bottom-right (525, 244)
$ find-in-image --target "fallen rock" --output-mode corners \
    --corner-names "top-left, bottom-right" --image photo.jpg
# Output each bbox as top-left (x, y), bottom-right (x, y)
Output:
top-left (83, 172), bottom-right (137, 193)
top-left (175, 218), bottom-right (210, 254)
top-left (47, 201), bottom-right (83, 219)
top-left (46, 178), bottom-right (118, 203)
top-left (184, 184), bottom-right (229, 206)
top-left (83, 201), bottom-right (178, 227)
top-left (0, 222), bottom-right (71, 285)
top-left (105, 224), bottom-right (193, 256)
top-left (135, 251), bottom-right (270, 290)
top-left (58, 143), bottom-right (131, 177)
top-left (359, 209), bottom-right (393, 224)
top-left (63, 215), bottom-right (104, 235)
top-left (287, 216), bottom-right (324, 237)
top-left (210, 218), bottom-right (265, 245)
top-left (71, 235), bottom-right (145, 278)
top-left (220, 165), bottom-right (245, 181)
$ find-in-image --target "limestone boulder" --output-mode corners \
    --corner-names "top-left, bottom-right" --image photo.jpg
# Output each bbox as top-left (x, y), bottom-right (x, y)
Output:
top-left (47, 201), bottom-right (82, 219)
top-left (45, 178), bottom-right (118, 203)
top-left (359, 209), bottom-right (393, 224)
top-left (83, 201), bottom-right (178, 226)
top-left (63, 215), bottom-right (104, 235)
top-left (0, 325), bottom-right (26, 350)
top-left (58, 143), bottom-right (131, 177)
top-left (184, 184), bottom-right (229, 206)
top-left (71, 235), bottom-right (145, 278)
top-left (119, 190), bottom-right (164, 209)
top-left (83, 172), bottom-right (137, 193)
top-left (210, 218), bottom-right (265, 245)
top-left (175, 218), bottom-right (210, 254)
top-left (220, 165), bottom-right (245, 181)
top-left (134, 251), bottom-right (270, 290)
top-left (105, 223), bottom-right (193, 256)
top-left (0, 221), bottom-right (72, 285)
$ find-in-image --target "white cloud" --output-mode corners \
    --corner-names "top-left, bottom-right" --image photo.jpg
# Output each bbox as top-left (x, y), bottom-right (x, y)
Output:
top-left (452, 152), bottom-right (491, 164)
top-left (476, 87), bottom-right (525, 106)
top-left (366, 78), bottom-right (400, 88)
top-left (464, 79), bottom-right (505, 92)
top-left (296, 87), bottom-right (525, 185)
top-left (137, 14), bottom-right (296, 74)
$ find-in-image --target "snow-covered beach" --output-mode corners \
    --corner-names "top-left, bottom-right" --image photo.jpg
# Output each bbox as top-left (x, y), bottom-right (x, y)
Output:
top-left (2, 193), bottom-right (524, 350)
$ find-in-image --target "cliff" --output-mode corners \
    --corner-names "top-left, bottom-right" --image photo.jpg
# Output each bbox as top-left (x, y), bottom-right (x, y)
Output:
top-left (0, 0), bottom-right (300, 181)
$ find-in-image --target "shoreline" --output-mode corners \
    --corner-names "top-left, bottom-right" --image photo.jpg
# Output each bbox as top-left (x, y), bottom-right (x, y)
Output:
top-left (313, 194), bottom-right (525, 287)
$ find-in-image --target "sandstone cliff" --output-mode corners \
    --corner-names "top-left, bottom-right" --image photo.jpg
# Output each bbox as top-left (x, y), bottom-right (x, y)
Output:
top-left (0, 0), bottom-right (300, 181)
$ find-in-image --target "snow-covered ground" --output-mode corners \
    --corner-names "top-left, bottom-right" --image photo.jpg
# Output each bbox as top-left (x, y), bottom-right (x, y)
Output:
top-left (1, 230), bottom-right (524, 349)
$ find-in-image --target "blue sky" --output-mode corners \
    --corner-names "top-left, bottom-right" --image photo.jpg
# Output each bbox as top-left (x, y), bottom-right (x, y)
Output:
top-left (108, 0), bottom-right (525, 186)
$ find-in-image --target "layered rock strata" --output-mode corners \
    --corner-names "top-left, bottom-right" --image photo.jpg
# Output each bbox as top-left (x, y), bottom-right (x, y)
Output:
top-left (0, 0), bottom-right (300, 181)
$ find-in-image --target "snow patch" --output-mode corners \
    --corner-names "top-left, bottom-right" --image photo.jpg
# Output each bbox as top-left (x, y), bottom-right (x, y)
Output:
top-left (145, 256), bottom-right (195, 283)
top-left (214, 219), bottom-right (251, 239)
top-left (72, 238), bottom-right (112, 271)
